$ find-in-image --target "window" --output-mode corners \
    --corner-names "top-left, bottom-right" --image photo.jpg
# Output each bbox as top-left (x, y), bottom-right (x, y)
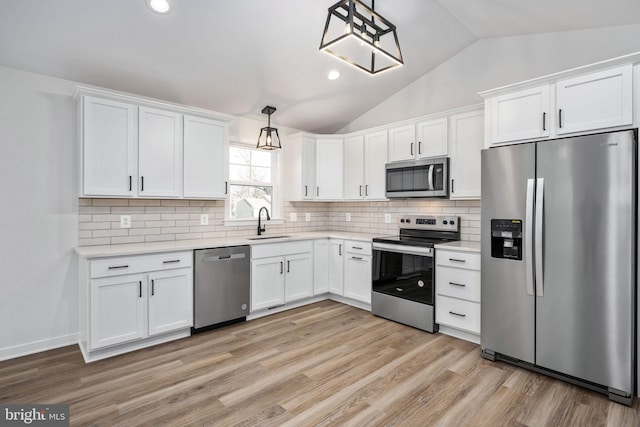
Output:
top-left (227, 144), bottom-right (276, 220)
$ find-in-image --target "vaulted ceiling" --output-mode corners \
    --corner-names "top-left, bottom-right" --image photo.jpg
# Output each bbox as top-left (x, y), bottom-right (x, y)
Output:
top-left (1, 0), bottom-right (640, 133)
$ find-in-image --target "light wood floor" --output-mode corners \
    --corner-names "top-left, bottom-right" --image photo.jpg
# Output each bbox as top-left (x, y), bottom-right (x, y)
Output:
top-left (1, 300), bottom-right (639, 426)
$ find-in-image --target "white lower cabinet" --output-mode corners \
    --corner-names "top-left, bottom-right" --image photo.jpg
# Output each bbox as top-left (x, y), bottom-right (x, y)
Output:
top-left (435, 247), bottom-right (481, 342)
top-left (343, 240), bottom-right (372, 304)
top-left (313, 240), bottom-right (330, 294)
top-left (80, 251), bottom-right (193, 361)
top-left (251, 241), bottom-right (313, 311)
top-left (328, 240), bottom-right (344, 295)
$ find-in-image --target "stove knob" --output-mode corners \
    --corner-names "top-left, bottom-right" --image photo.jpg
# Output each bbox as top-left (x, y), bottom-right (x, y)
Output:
top-left (442, 220), bottom-right (447, 225)
top-left (406, 219), bottom-right (411, 224)
top-left (450, 220), bottom-right (455, 225)
top-left (400, 219), bottom-right (405, 223)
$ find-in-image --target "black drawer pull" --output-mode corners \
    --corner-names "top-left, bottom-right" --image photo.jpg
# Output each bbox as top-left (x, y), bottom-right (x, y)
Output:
top-left (151, 279), bottom-right (155, 296)
top-left (353, 246), bottom-right (363, 250)
top-left (449, 311), bottom-right (466, 317)
top-left (449, 282), bottom-right (466, 287)
top-left (352, 256), bottom-right (363, 260)
top-left (163, 259), bottom-right (180, 264)
top-left (449, 258), bottom-right (466, 263)
top-left (138, 281), bottom-right (142, 298)
top-left (108, 265), bottom-right (129, 270)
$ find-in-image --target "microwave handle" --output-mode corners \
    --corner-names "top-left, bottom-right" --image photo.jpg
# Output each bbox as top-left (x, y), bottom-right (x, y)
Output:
top-left (427, 164), bottom-right (434, 190)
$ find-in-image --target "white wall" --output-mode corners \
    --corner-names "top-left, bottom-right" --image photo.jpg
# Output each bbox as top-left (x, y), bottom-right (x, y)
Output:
top-left (0, 66), bottom-right (79, 360)
top-left (340, 24), bottom-right (640, 133)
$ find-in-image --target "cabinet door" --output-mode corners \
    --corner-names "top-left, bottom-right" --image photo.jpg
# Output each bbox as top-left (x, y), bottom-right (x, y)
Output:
top-left (284, 253), bottom-right (314, 302)
top-left (148, 268), bottom-right (193, 336)
top-left (344, 254), bottom-right (372, 303)
top-left (302, 137), bottom-right (316, 200)
top-left (343, 135), bottom-right (365, 200)
top-left (316, 139), bottom-right (343, 199)
top-left (364, 130), bottom-right (388, 200)
top-left (183, 115), bottom-right (228, 199)
top-left (449, 109), bottom-right (484, 200)
top-left (313, 240), bottom-right (330, 294)
top-left (82, 96), bottom-right (137, 197)
top-left (90, 274), bottom-right (145, 350)
top-left (489, 85), bottom-right (550, 144)
top-left (329, 240), bottom-right (344, 295)
top-left (388, 124), bottom-right (415, 162)
top-left (416, 118), bottom-right (448, 158)
top-left (251, 257), bottom-right (285, 310)
top-left (556, 65), bottom-right (632, 135)
top-left (138, 107), bottom-right (183, 197)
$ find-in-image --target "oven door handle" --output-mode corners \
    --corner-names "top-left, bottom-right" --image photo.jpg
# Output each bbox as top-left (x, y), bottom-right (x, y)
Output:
top-left (372, 242), bottom-right (433, 257)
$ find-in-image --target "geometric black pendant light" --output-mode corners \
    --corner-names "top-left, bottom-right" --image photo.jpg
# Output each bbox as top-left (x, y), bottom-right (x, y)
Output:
top-left (319, 0), bottom-right (403, 75)
top-left (256, 106), bottom-right (282, 151)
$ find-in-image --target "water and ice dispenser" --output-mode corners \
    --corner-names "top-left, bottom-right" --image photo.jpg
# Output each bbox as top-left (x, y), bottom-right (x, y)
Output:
top-left (491, 219), bottom-right (523, 260)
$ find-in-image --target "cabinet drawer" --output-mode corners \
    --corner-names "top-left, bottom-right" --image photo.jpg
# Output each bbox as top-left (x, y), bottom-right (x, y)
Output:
top-left (90, 251), bottom-right (193, 278)
top-left (436, 249), bottom-right (480, 270)
top-left (436, 295), bottom-right (480, 334)
top-left (251, 240), bottom-right (313, 259)
top-left (344, 240), bottom-right (372, 256)
top-left (437, 266), bottom-right (480, 302)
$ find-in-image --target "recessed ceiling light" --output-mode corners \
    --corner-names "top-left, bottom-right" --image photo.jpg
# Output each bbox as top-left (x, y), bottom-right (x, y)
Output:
top-left (146, 0), bottom-right (172, 14)
top-left (328, 70), bottom-right (341, 80)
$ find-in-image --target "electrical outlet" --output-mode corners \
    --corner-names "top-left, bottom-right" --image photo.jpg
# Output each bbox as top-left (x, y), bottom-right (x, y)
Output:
top-left (200, 214), bottom-right (209, 225)
top-left (120, 215), bottom-right (131, 229)
top-left (305, 213), bottom-right (311, 222)
top-left (290, 212), bottom-right (297, 222)
top-left (384, 213), bottom-right (391, 224)
top-left (345, 213), bottom-right (351, 222)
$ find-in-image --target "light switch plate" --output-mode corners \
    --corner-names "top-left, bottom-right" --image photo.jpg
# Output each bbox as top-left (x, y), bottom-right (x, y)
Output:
top-left (346, 213), bottom-right (351, 222)
top-left (385, 213), bottom-right (391, 223)
top-left (120, 215), bottom-right (131, 229)
top-left (305, 213), bottom-right (311, 222)
top-left (290, 212), bottom-right (297, 222)
top-left (200, 214), bottom-right (209, 225)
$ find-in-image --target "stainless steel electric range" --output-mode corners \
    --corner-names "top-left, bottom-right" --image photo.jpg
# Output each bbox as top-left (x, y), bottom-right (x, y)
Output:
top-left (371, 215), bottom-right (460, 332)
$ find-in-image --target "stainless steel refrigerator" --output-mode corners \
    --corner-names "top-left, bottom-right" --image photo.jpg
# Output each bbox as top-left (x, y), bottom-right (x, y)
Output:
top-left (481, 129), bottom-right (636, 405)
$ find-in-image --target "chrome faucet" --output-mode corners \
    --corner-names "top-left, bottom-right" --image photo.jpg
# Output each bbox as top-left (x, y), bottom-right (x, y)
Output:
top-left (257, 207), bottom-right (270, 235)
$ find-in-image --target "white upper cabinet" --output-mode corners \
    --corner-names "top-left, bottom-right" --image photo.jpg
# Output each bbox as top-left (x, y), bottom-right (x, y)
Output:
top-left (343, 135), bottom-right (365, 200)
top-left (416, 117), bottom-right (448, 158)
top-left (488, 85), bottom-right (551, 145)
top-left (316, 138), bottom-right (343, 200)
top-left (81, 96), bottom-right (138, 197)
top-left (283, 134), bottom-right (316, 201)
top-left (556, 65), bottom-right (633, 135)
top-left (138, 107), bottom-right (183, 198)
top-left (388, 124), bottom-right (415, 162)
top-left (183, 115), bottom-right (228, 199)
top-left (449, 109), bottom-right (484, 200)
top-left (363, 130), bottom-right (388, 199)
top-left (301, 137), bottom-right (316, 200)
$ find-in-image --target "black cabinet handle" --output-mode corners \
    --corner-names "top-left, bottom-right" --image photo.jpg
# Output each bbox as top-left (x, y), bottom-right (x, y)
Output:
top-left (449, 258), bottom-right (466, 263)
top-left (449, 311), bottom-right (466, 317)
top-left (287, 260), bottom-right (290, 273)
top-left (304, 185), bottom-right (308, 197)
top-left (151, 279), bottom-right (155, 296)
top-left (451, 179), bottom-right (455, 193)
top-left (449, 282), bottom-right (466, 287)
top-left (542, 112), bottom-right (546, 131)
top-left (365, 185), bottom-right (369, 196)
top-left (225, 181), bottom-right (228, 195)
top-left (339, 244), bottom-right (342, 256)
top-left (353, 246), bottom-right (363, 250)
top-left (163, 259), bottom-right (180, 264)
top-left (108, 265), bottom-right (129, 270)
top-left (359, 185), bottom-right (362, 196)
top-left (410, 143), bottom-right (414, 156)
top-left (418, 141), bottom-right (422, 155)
top-left (317, 187), bottom-right (319, 197)
top-left (352, 256), bottom-right (363, 260)
top-left (558, 109), bottom-right (563, 128)
top-left (141, 176), bottom-right (144, 192)
top-left (280, 262), bottom-right (283, 274)
top-left (129, 176), bottom-right (132, 192)
top-left (138, 281), bottom-right (142, 298)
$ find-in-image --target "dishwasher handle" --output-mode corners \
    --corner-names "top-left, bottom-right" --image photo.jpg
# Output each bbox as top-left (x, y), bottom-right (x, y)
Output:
top-left (201, 253), bottom-right (247, 263)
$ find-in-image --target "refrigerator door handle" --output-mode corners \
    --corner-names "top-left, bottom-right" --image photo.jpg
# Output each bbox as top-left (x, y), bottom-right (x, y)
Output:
top-left (535, 177), bottom-right (545, 297)
top-left (525, 179), bottom-right (535, 296)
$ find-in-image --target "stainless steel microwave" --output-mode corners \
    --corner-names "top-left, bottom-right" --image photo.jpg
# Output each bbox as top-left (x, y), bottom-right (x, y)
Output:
top-left (385, 157), bottom-right (449, 198)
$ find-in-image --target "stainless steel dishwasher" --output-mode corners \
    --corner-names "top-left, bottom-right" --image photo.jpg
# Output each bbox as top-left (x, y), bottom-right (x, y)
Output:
top-left (193, 245), bottom-right (250, 332)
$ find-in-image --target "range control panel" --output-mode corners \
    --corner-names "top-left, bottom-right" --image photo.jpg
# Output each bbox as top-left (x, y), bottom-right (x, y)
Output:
top-left (398, 215), bottom-right (459, 231)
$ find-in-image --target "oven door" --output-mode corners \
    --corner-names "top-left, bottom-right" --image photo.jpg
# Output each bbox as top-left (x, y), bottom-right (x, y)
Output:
top-left (372, 242), bottom-right (434, 305)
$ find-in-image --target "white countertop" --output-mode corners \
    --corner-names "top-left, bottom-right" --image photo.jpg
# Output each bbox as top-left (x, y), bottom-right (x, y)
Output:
top-left (434, 240), bottom-right (481, 253)
top-left (75, 231), bottom-right (383, 259)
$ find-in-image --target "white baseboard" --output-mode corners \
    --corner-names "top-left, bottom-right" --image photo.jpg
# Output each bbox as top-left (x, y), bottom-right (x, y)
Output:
top-left (0, 333), bottom-right (79, 362)
top-left (438, 325), bottom-right (480, 344)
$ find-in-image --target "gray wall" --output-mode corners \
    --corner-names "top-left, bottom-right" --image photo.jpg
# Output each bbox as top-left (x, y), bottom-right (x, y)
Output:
top-left (339, 24), bottom-right (640, 133)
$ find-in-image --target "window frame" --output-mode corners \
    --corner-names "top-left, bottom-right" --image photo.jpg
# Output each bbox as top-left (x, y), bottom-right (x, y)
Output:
top-left (224, 140), bottom-right (283, 225)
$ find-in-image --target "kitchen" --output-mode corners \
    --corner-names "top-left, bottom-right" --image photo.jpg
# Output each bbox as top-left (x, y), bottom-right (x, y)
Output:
top-left (2, 0), bottom-right (640, 425)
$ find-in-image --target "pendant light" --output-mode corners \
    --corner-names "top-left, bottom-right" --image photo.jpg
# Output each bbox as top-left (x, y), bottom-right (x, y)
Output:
top-left (256, 106), bottom-right (281, 151)
top-left (319, 0), bottom-right (403, 75)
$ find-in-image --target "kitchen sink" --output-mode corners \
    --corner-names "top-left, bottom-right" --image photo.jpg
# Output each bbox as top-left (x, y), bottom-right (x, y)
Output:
top-left (247, 235), bottom-right (291, 240)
